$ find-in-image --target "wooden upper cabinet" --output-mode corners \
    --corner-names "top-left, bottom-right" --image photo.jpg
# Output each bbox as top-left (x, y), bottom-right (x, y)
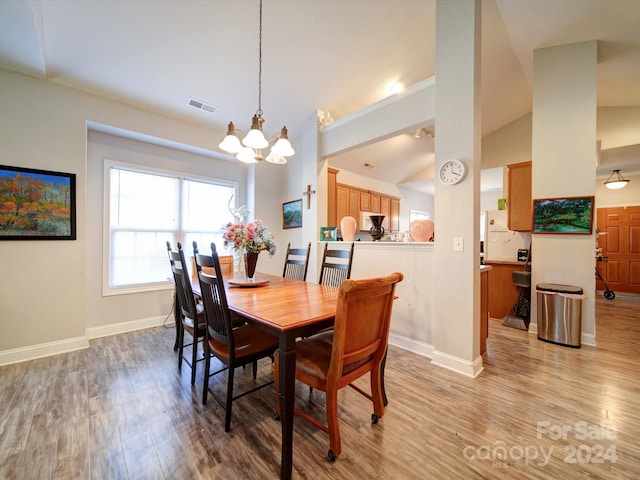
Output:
top-left (349, 189), bottom-right (360, 218)
top-left (332, 178), bottom-right (401, 233)
top-left (371, 194), bottom-right (381, 213)
top-left (390, 198), bottom-right (400, 232)
top-left (336, 185), bottom-right (349, 226)
top-left (507, 161), bottom-right (532, 231)
top-left (380, 196), bottom-right (391, 230)
top-left (360, 191), bottom-right (371, 212)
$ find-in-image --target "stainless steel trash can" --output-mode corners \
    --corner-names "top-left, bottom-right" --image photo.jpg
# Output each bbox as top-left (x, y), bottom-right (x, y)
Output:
top-left (536, 283), bottom-right (584, 348)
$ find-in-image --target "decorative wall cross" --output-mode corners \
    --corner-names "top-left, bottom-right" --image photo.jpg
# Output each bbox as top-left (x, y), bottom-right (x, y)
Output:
top-left (303, 184), bottom-right (316, 209)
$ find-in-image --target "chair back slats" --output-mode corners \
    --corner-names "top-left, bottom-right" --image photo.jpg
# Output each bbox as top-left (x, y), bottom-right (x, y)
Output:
top-left (194, 243), bottom-right (235, 351)
top-left (318, 242), bottom-right (354, 287)
top-left (167, 241), bottom-right (199, 321)
top-left (282, 241), bottom-right (311, 281)
top-left (330, 273), bottom-right (403, 381)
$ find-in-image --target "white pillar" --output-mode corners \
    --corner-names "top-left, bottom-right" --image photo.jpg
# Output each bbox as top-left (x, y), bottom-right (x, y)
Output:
top-left (531, 41), bottom-right (597, 346)
top-left (432, 0), bottom-right (483, 377)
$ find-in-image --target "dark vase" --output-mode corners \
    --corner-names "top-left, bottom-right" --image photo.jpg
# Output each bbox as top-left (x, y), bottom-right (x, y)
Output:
top-left (244, 252), bottom-right (259, 280)
top-left (369, 215), bottom-right (385, 241)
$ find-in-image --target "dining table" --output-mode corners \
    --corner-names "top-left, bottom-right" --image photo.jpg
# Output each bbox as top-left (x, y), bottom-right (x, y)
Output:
top-left (188, 271), bottom-right (339, 480)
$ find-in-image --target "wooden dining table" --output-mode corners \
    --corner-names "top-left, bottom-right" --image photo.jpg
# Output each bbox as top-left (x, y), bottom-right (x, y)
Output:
top-left (188, 271), bottom-right (339, 480)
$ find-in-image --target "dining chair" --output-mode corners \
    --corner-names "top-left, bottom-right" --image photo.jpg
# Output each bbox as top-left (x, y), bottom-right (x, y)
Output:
top-left (167, 241), bottom-right (207, 385)
top-left (191, 241), bottom-right (233, 280)
top-left (195, 242), bottom-right (279, 432)
top-left (282, 241), bottom-right (312, 281)
top-left (318, 242), bottom-right (354, 287)
top-left (274, 272), bottom-right (403, 461)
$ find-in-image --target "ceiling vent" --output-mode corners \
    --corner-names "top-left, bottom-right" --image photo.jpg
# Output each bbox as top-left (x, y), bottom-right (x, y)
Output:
top-left (188, 98), bottom-right (218, 115)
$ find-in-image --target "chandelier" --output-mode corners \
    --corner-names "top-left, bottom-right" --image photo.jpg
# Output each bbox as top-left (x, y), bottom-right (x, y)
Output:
top-left (218, 0), bottom-right (294, 164)
top-left (603, 169), bottom-right (630, 190)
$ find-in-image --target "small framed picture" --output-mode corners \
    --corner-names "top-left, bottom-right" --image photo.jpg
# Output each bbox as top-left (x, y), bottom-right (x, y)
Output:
top-left (319, 226), bottom-right (337, 241)
top-left (282, 199), bottom-right (302, 229)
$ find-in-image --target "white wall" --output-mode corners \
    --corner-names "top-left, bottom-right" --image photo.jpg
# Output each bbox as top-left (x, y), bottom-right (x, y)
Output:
top-left (0, 67), bottom-right (284, 364)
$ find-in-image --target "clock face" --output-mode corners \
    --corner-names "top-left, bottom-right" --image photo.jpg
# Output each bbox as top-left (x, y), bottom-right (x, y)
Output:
top-left (439, 160), bottom-right (465, 185)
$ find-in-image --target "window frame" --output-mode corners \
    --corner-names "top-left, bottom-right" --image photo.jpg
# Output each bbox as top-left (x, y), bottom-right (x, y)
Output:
top-left (102, 159), bottom-right (238, 296)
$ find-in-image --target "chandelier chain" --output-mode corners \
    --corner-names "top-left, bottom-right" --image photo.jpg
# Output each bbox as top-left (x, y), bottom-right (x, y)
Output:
top-left (257, 0), bottom-right (263, 117)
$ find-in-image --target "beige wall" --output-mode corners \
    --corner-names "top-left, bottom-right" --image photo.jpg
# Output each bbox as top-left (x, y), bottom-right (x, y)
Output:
top-left (0, 67), bottom-right (288, 364)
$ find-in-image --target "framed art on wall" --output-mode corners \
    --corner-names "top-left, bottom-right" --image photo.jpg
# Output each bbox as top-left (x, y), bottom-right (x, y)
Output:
top-left (282, 199), bottom-right (303, 229)
top-left (532, 196), bottom-right (594, 234)
top-left (0, 164), bottom-right (77, 240)
top-left (319, 226), bottom-right (337, 241)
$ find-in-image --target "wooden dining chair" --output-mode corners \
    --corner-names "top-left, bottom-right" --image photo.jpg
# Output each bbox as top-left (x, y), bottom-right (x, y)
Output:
top-left (282, 241), bottom-right (311, 281)
top-left (274, 272), bottom-right (403, 461)
top-left (195, 243), bottom-right (279, 432)
top-left (167, 241), bottom-right (207, 385)
top-left (318, 242), bottom-right (354, 287)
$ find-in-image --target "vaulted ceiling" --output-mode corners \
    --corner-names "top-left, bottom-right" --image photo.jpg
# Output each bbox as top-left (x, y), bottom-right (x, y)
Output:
top-left (1, 0), bottom-right (639, 192)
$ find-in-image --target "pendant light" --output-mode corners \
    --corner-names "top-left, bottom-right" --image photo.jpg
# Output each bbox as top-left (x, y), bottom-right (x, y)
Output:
top-left (604, 169), bottom-right (630, 190)
top-left (218, 0), bottom-right (294, 164)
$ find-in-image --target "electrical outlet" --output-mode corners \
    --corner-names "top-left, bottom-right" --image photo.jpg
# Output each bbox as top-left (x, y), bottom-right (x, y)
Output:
top-left (453, 237), bottom-right (464, 252)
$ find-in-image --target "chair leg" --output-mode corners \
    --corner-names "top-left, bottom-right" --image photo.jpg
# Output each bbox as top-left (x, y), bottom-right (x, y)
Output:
top-left (202, 343), bottom-right (211, 405)
top-left (370, 363), bottom-right (385, 419)
top-left (252, 360), bottom-right (258, 380)
top-left (224, 367), bottom-right (235, 432)
top-left (190, 332), bottom-right (199, 385)
top-left (326, 387), bottom-right (341, 459)
top-left (177, 321), bottom-right (185, 371)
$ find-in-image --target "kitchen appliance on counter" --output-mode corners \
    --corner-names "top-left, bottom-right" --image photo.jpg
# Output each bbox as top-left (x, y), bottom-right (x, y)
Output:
top-left (484, 210), bottom-right (531, 262)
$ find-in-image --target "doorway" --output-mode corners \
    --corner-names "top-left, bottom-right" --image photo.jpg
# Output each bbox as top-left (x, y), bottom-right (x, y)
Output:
top-left (596, 206), bottom-right (640, 295)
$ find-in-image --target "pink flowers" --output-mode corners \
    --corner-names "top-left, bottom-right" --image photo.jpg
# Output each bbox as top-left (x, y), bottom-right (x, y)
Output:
top-left (223, 219), bottom-right (276, 255)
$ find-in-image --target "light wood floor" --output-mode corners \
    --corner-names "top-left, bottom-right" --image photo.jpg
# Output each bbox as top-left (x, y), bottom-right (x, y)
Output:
top-left (1, 294), bottom-right (638, 479)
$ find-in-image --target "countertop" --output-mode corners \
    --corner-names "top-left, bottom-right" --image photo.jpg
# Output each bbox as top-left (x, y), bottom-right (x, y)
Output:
top-left (483, 259), bottom-right (530, 266)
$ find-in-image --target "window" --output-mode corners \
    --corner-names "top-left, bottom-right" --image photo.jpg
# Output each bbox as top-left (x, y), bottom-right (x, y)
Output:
top-left (106, 162), bottom-right (236, 294)
top-left (410, 209), bottom-right (430, 222)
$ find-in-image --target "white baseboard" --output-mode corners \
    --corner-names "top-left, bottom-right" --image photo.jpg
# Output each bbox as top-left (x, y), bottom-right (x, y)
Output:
top-left (0, 336), bottom-right (88, 367)
top-left (388, 332), bottom-right (433, 359)
top-left (431, 349), bottom-right (484, 378)
top-left (86, 315), bottom-right (168, 339)
top-left (0, 315), bottom-right (169, 366)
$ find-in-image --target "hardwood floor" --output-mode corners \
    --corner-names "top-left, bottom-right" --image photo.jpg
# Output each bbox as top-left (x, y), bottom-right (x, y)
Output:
top-left (1, 294), bottom-right (638, 479)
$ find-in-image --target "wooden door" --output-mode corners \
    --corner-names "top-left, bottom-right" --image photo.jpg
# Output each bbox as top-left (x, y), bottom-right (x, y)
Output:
top-left (349, 188), bottom-right (360, 218)
top-left (596, 206), bottom-right (640, 295)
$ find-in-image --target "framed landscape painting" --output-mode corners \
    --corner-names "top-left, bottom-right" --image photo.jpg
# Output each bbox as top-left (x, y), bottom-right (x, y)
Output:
top-left (532, 196), bottom-right (594, 234)
top-left (0, 164), bottom-right (76, 240)
top-left (282, 199), bottom-right (302, 229)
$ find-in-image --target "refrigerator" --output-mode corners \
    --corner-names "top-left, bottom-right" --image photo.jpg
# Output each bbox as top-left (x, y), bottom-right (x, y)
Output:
top-left (484, 210), bottom-right (531, 262)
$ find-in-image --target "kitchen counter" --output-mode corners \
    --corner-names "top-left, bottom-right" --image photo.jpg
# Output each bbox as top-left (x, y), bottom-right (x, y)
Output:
top-left (484, 259), bottom-right (530, 266)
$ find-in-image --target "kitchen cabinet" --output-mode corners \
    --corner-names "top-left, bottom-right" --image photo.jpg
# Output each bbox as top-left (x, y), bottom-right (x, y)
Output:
top-left (349, 189), bottom-right (360, 218)
top-left (360, 191), bottom-right (371, 211)
top-left (484, 261), bottom-right (523, 320)
top-left (507, 161), bottom-right (532, 231)
top-left (480, 268), bottom-right (489, 354)
top-left (371, 194), bottom-right (381, 213)
top-left (335, 184), bottom-right (349, 226)
top-left (328, 171), bottom-right (401, 232)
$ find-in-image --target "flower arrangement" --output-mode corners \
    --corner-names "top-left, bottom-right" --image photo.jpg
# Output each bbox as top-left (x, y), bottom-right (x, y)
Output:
top-left (223, 219), bottom-right (276, 255)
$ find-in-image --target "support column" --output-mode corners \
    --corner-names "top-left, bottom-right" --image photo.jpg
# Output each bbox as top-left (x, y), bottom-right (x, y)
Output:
top-left (531, 41), bottom-right (597, 345)
top-left (432, 0), bottom-right (483, 377)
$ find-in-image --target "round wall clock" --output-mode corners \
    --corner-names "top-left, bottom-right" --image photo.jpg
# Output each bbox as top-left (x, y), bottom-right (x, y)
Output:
top-left (438, 159), bottom-right (466, 185)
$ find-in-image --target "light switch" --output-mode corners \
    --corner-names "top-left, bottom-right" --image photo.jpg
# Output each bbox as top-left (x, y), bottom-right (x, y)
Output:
top-left (453, 237), bottom-right (464, 252)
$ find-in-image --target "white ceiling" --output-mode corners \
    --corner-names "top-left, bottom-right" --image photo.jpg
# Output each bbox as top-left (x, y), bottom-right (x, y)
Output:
top-left (1, 0), bottom-right (639, 193)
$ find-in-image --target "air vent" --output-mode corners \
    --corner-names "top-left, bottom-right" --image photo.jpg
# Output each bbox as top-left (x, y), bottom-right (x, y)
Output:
top-left (188, 98), bottom-right (218, 115)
